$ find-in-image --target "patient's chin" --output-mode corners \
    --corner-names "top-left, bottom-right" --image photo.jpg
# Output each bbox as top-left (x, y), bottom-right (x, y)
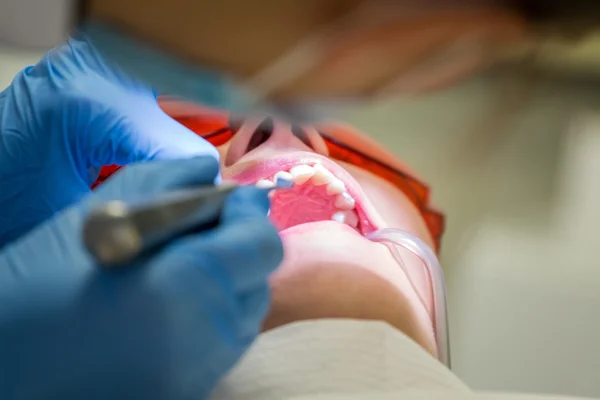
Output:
top-left (262, 252), bottom-right (438, 358)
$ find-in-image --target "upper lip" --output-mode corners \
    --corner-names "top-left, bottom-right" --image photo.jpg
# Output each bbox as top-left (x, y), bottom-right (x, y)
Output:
top-left (224, 151), bottom-right (385, 233)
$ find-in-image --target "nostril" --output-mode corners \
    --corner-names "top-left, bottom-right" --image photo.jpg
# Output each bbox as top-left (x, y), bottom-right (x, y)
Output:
top-left (246, 117), bottom-right (274, 153)
top-left (291, 124), bottom-right (312, 149)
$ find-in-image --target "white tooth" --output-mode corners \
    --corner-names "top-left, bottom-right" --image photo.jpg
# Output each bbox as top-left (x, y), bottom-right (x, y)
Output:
top-left (311, 164), bottom-right (334, 186)
top-left (267, 209), bottom-right (271, 216)
top-left (256, 179), bottom-right (275, 188)
top-left (290, 165), bottom-right (315, 185)
top-left (334, 192), bottom-right (355, 210)
top-left (331, 210), bottom-right (359, 228)
top-left (326, 179), bottom-right (346, 195)
top-left (274, 171), bottom-right (293, 183)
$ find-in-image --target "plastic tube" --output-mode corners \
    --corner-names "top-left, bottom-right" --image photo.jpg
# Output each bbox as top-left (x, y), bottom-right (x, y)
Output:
top-left (366, 228), bottom-right (450, 367)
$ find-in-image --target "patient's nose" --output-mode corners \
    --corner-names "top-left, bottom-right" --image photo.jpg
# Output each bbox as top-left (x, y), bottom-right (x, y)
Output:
top-left (224, 116), bottom-right (327, 166)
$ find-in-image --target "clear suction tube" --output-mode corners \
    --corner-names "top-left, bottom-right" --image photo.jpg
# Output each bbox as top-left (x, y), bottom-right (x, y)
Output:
top-left (366, 228), bottom-right (450, 367)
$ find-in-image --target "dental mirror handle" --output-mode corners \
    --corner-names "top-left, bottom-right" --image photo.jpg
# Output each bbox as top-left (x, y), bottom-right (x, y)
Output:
top-left (83, 178), bottom-right (293, 267)
top-left (83, 182), bottom-right (239, 266)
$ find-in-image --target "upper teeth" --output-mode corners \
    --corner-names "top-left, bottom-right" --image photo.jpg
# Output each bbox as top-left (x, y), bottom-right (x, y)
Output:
top-left (274, 171), bottom-right (293, 182)
top-left (311, 164), bottom-right (335, 186)
top-left (331, 210), bottom-right (358, 228)
top-left (334, 192), bottom-right (355, 210)
top-left (326, 179), bottom-right (346, 195)
top-left (256, 179), bottom-right (276, 189)
top-left (256, 163), bottom-right (359, 228)
top-left (289, 165), bottom-right (314, 185)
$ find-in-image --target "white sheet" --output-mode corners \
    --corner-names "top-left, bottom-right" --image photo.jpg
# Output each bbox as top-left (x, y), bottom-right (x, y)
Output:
top-left (210, 320), bottom-right (593, 400)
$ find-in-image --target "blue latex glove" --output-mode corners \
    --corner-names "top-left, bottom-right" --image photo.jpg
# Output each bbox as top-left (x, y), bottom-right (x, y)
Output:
top-left (0, 156), bottom-right (283, 400)
top-left (0, 35), bottom-right (220, 247)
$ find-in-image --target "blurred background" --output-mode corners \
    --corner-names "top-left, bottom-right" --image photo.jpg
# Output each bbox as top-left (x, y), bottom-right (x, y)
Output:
top-left (346, 72), bottom-right (600, 398)
top-left (3, 1), bottom-right (600, 397)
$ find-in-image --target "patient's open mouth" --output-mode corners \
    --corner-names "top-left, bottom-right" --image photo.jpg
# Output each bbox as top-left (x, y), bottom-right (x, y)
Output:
top-left (260, 163), bottom-right (364, 233)
top-left (228, 154), bottom-right (378, 235)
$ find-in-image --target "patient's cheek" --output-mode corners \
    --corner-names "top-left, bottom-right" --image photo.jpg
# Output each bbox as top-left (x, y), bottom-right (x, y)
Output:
top-left (264, 263), bottom-right (437, 357)
top-left (262, 232), bottom-right (437, 357)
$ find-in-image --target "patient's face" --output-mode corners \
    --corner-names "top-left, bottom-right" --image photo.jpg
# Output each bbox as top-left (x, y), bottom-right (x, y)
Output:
top-left (160, 102), bottom-right (441, 358)
top-left (225, 120), bottom-right (439, 357)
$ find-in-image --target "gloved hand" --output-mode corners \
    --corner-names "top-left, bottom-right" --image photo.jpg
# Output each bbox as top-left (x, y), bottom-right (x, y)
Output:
top-left (0, 156), bottom-right (283, 400)
top-left (0, 35), bottom-right (220, 247)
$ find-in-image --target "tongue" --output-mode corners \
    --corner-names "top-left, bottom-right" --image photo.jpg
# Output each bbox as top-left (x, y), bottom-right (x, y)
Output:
top-left (269, 185), bottom-right (338, 231)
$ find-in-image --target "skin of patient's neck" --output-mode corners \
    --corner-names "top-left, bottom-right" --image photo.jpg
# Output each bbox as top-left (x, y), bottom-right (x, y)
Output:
top-left (262, 256), bottom-right (438, 358)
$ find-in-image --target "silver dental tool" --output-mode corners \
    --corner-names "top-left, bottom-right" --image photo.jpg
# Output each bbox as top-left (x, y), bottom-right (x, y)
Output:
top-left (83, 178), bottom-right (293, 266)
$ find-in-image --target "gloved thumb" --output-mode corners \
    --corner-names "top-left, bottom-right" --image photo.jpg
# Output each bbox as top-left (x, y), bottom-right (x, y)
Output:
top-left (221, 186), bottom-right (272, 223)
top-left (155, 185), bottom-right (282, 294)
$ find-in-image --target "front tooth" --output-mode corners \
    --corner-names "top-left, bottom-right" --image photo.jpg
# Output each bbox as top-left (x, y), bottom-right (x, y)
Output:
top-left (274, 171), bottom-right (293, 182)
top-left (331, 210), bottom-right (359, 228)
top-left (290, 165), bottom-right (315, 185)
top-left (311, 164), bottom-right (334, 186)
top-left (256, 179), bottom-right (275, 188)
top-left (326, 178), bottom-right (346, 195)
top-left (334, 192), bottom-right (355, 210)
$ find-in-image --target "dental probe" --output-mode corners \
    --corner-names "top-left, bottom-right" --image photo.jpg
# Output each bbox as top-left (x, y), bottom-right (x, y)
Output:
top-left (83, 178), bottom-right (293, 266)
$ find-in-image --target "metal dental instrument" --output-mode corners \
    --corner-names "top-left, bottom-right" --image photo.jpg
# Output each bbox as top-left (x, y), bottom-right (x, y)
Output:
top-left (83, 178), bottom-right (293, 266)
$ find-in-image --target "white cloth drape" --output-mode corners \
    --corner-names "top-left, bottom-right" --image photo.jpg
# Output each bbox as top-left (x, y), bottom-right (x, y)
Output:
top-left (210, 320), bottom-right (591, 400)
